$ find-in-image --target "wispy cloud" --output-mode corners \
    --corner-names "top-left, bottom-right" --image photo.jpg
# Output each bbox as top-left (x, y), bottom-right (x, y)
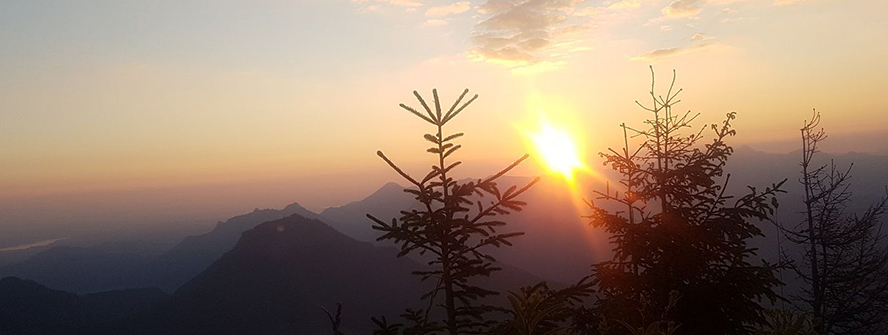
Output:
top-left (773, 0), bottom-right (808, 5)
top-left (351, 0), bottom-right (422, 11)
top-left (423, 19), bottom-right (449, 27)
top-left (691, 32), bottom-right (712, 41)
top-left (653, 0), bottom-right (748, 23)
top-left (426, 2), bottom-right (471, 17)
top-left (608, 0), bottom-right (642, 10)
top-left (573, 6), bottom-right (606, 17)
top-left (721, 16), bottom-right (756, 23)
top-left (662, 0), bottom-right (704, 19)
top-left (469, 0), bottom-right (589, 72)
top-left (574, 0), bottom-right (641, 18)
top-left (632, 41), bottom-right (725, 61)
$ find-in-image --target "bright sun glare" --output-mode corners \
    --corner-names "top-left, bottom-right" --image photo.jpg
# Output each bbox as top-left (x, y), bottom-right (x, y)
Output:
top-left (529, 120), bottom-right (586, 182)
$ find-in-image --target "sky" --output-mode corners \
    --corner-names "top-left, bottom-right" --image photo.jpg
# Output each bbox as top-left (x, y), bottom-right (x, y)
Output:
top-left (1, 0), bottom-right (887, 221)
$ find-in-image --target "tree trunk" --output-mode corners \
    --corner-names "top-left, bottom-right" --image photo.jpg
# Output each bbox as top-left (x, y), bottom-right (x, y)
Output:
top-left (801, 128), bottom-right (822, 331)
top-left (442, 260), bottom-right (457, 335)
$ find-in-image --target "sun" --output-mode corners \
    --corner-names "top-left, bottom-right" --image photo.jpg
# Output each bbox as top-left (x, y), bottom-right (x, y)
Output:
top-left (529, 120), bottom-right (586, 182)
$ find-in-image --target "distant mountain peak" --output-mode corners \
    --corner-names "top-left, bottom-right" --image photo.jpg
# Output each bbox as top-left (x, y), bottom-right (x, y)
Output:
top-left (150, 203), bottom-right (323, 291)
top-left (381, 181), bottom-right (403, 188)
top-left (281, 202), bottom-right (318, 217)
top-left (162, 213), bottom-right (425, 333)
top-left (317, 182), bottom-right (416, 242)
top-left (236, 214), bottom-right (350, 247)
top-left (372, 181), bottom-right (407, 196)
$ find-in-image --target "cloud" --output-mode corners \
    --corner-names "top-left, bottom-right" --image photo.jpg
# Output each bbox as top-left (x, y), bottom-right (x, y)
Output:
top-left (691, 32), bottom-right (712, 41)
top-left (573, 6), bottom-right (606, 17)
top-left (774, 0), bottom-right (807, 5)
top-left (423, 19), bottom-right (449, 27)
top-left (721, 16), bottom-right (756, 23)
top-left (651, 0), bottom-right (746, 23)
top-left (470, 0), bottom-right (588, 71)
top-left (378, 0), bottom-right (422, 7)
top-left (476, 0), bottom-right (514, 14)
top-left (574, 0), bottom-right (640, 18)
top-left (351, 0), bottom-right (422, 10)
top-left (426, 2), bottom-right (471, 17)
top-left (662, 0), bottom-right (704, 19)
top-left (608, 0), bottom-right (642, 10)
top-left (632, 42), bottom-right (725, 61)
top-left (646, 0), bottom-right (746, 25)
top-left (352, 0), bottom-right (596, 73)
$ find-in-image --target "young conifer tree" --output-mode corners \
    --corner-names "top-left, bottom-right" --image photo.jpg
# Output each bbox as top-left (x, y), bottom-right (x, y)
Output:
top-left (585, 67), bottom-right (785, 335)
top-left (368, 89), bottom-right (538, 335)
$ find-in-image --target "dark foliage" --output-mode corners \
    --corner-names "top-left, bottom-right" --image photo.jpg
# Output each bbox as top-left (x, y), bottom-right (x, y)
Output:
top-left (754, 309), bottom-right (817, 335)
top-left (493, 278), bottom-right (595, 335)
top-left (322, 303), bottom-right (345, 335)
top-left (585, 67), bottom-right (785, 335)
top-left (368, 89), bottom-right (538, 334)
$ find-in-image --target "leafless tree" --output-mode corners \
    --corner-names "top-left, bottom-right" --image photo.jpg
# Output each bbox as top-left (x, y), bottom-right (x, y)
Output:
top-left (781, 110), bottom-right (888, 334)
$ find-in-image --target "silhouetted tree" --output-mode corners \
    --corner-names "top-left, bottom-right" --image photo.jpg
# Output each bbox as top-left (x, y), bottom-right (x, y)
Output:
top-left (779, 110), bottom-right (888, 334)
top-left (585, 67), bottom-right (785, 335)
top-left (368, 89), bottom-right (539, 334)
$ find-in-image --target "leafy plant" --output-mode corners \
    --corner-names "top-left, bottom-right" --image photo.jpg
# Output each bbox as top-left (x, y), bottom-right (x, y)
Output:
top-left (321, 303), bottom-right (345, 335)
top-left (754, 309), bottom-right (818, 335)
top-left (372, 309), bottom-right (441, 335)
top-left (495, 278), bottom-right (595, 335)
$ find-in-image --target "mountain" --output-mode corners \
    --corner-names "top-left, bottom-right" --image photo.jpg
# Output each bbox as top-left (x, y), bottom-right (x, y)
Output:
top-left (0, 277), bottom-right (92, 334)
top-left (136, 214), bottom-right (540, 334)
top-left (320, 181), bottom-right (416, 242)
top-left (0, 246), bottom-right (151, 293)
top-left (0, 277), bottom-right (167, 334)
top-left (1, 213), bottom-right (543, 334)
top-left (0, 224), bottom-right (217, 293)
top-left (154, 214), bottom-right (424, 333)
top-left (0, 202), bottom-right (324, 293)
top-left (728, 146), bottom-right (888, 209)
top-left (146, 202), bottom-right (321, 291)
